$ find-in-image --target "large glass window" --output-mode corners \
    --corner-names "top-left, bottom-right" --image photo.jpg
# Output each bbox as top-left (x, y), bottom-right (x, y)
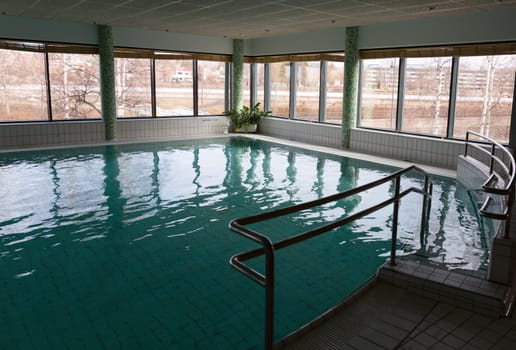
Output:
top-left (115, 57), bottom-right (152, 117)
top-left (401, 57), bottom-right (452, 136)
top-left (255, 63), bottom-right (265, 108)
top-left (198, 60), bottom-right (226, 115)
top-left (269, 62), bottom-right (290, 117)
top-left (49, 53), bottom-right (101, 120)
top-left (454, 55), bottom-right (516, 143)
top-left (0, 47), bottom-right (47, 121)
top-left (243, 63), bottom-right (251, 107)
top-left (359, 47), bottom-right (515, 142)
top-left (359, 58), bottom-right (399, 130)
top-left (155, 59), bottom-right (193, 116)
top-left (295, 61), bottom-right (320, 121)
top-left (325, 61), bottom-right (344, 124)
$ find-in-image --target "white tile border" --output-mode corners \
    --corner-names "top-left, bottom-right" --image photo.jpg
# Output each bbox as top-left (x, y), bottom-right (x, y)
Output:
top-left (242, 133), bottom-right (456, 178)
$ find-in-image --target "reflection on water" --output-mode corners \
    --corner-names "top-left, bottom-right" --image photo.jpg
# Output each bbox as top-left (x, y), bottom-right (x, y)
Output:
top-left (0, 137), bottom-right (494, 349)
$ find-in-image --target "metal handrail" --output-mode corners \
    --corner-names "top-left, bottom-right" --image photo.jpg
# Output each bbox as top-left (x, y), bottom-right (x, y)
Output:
top-left (229, 165), bottom-right (433, 350)
top-left (464, 130), bottom-right (515, 237)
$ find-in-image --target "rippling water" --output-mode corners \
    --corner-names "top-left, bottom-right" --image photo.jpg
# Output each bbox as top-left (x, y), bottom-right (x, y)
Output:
top-left (0, 137), bottom-right (493, 349)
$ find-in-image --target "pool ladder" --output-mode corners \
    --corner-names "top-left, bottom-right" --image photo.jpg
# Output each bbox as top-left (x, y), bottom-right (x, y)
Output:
top-left (229, 165), bottom-right (433, 350)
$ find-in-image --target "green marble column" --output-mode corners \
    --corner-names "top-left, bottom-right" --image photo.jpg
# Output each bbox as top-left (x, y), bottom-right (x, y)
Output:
top-left (342, 26), bottom-right (359, 148)
top-left (232, 39), bottom-right (244, 111)
top-left (98, 25), bottom-right (117, 141)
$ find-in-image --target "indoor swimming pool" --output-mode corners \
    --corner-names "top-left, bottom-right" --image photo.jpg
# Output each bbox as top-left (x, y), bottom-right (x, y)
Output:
top-left (0, 137), bottom-right (494, 349)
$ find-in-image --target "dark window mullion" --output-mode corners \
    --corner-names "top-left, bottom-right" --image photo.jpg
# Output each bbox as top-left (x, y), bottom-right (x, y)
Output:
top-left (150, 58), bottom-right (156, 117)
top-left (193, 59), bottom-right (198, 116)
top-left (447, 56), bottom-right (459, 138)
top-left (396, 58), bottom-right (406, 131)
top-left (44, 47), bottom-right (53, 121)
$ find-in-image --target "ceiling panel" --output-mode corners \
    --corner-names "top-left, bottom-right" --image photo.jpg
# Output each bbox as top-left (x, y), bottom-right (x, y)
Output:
top-left (0, 0), bottom-right (515, 38)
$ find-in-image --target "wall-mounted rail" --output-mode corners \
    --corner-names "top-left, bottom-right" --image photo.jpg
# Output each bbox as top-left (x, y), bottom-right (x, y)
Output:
top-left (229, 165), bottom-right (433, 350)
top-left (464, 130), bottom-right (515, 239)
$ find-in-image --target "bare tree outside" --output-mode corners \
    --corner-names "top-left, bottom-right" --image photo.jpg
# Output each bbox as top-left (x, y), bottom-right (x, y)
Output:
top-left (360, 54), bottom-right (515, 143)
top-left (295, 61), bottom-right (320, 121)
top-left (49, 53), bottom-right (101, 119)
top-left (454, 55), bottom-right (516, 142)
top-left (255, 63), bottom-right (265, 108)
top-left (243, 63), bottom-right (251, 107)
top-left (115, 57), bottom-right (152, 117)
top-left (325, 61), bottom-right (344, 124)
top-left (401, 57), bottom-right (452, 136)
top-left (198, 60), bottom-right (226, 115)
top-left (360, 58), bottom-right (399, 130)
top-left (269, 62), bottom-right (290, 117)
top-left (0, 48), bottom-right (48, 121)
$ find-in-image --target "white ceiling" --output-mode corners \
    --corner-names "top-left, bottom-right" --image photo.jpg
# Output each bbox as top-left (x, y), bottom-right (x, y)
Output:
top-left (1, 0), bottom-right (516, 39)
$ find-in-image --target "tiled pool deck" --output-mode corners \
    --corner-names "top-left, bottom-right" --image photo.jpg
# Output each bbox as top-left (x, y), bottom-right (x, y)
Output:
top-left (282, 277), bottom-right (516, 349)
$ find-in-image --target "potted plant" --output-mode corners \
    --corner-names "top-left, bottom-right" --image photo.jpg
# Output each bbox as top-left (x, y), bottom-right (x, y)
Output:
top-left (224, 102), bottom-right (271, 133)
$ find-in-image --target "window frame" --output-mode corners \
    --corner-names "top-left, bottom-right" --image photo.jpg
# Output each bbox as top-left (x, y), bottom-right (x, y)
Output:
top-left (358, 42), bottom-right (516, 144)
top-left (246, 52), bottom-right (345, 124)
top-left (0, 39), bottom-right (100, 123)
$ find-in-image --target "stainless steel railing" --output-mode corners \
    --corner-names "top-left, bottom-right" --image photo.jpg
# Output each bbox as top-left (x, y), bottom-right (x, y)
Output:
top-left (464, 130), bottom-right (515, 238)
top-left (229, 165), bottom-right (433, 350)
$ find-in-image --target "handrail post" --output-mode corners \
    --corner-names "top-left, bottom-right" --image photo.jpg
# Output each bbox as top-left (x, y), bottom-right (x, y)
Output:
top-left (464, 131), bottom-right (469, 157)
top-left (390, 175), bottom-right (401, 265)
top-left (504, 186), bottom-right (513, 239)
top-left (264, 248), bottom-right (275, 350)
top-left (490, 143), bottom-right (496, 174)
top-left (419, 176), bottom-right (430, 246)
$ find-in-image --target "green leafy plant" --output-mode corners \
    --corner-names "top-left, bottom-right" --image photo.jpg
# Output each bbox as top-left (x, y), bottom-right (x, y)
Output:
top-left (224, 102), bottom-right (272, 132)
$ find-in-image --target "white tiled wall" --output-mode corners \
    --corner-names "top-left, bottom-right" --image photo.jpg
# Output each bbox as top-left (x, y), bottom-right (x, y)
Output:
top-left (259, 117), bottom-right (342, 148)
top-left (0, 117), bottom-right (230, 150)
top-left (3, 119), bottom-right (469, 172)
top-left (456, 155), bottom-right (489, 189)
top-left (0, 121), bottom-right (105, 149)
top-left (350, 128), bottom-right (465, 169)
top-left (117, 117), bottom-right (229, 141)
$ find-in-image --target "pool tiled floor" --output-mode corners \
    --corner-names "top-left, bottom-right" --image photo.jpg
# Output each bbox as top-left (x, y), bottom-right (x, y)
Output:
top-left (281, 280), bottom-right (516, 349)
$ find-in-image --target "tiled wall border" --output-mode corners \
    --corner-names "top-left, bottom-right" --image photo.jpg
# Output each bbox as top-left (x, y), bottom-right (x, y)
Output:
top-left (350, 128), bottom-right (465, 169)
top-left (0, 117), bottom-right (230, 150)
top-left (1, 120), bottom-right (468, 171)
top-left (0, 121), bottom-right (105, 149)
top-left (259, 117), bottom-right (342, 148)
top-left (456, 155), bottom-right (490, 190)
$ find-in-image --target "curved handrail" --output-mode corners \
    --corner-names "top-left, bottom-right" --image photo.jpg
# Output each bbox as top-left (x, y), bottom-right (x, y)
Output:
top-left (229, 165), bottom-right (433, 349)
top-left (464, 130), bottom-right (515, 236)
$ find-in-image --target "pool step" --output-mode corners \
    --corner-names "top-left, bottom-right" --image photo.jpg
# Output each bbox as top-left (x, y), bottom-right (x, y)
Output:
top-left (378, 258), bottom-right (509, 318)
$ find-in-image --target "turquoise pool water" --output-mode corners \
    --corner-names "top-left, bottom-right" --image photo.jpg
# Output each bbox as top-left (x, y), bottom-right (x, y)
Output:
top-left (0, 137), bottom-right (492, 349)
